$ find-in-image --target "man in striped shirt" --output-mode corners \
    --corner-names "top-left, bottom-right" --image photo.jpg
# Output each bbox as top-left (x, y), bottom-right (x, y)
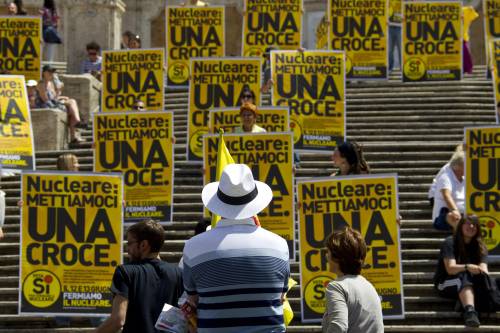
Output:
top-left (81, 41), bottom-right (102, 80)
top-left (182, 164), bottom-right (290, 332)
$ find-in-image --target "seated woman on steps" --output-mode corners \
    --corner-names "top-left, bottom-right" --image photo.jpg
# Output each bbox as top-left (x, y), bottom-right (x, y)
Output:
top-left (36, 65), bottom-right (84, 145)
top-left (434, 215), bottom-right (491, 328)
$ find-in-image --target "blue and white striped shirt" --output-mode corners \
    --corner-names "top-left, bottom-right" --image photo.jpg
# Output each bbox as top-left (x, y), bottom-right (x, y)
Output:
top-left (80, 56), bottom-right (102, 74)
top-left (182, 218), bottom-right (290, 333)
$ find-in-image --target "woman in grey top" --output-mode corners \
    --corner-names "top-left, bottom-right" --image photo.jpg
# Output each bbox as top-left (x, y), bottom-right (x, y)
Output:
top-left (322, 227), bottom-right (384, 333)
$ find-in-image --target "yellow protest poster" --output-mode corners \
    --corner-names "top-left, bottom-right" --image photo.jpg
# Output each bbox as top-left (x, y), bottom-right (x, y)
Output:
top-left (93, 111), bottom-right (173, 224)
top-left (0, 75), bottom-right (35, 171)
top-left (209, 106), bottom-right (289, 133)
top-left (187, 57), bottom-right (261, 161)
top-left (242, 0), bottom-right (303, 57)
top-left (203, 132), bottom-right (295, 256)
top-left (166, 6), bottom-right (225, 87)
top-left (484, 0), bottom-right (500, 76)
top-left (316, 15), bottom-right (329, 50)
top-left (0, 16), bottom-right (41, 81)
top-left (328, 0), bottom-right (388, 79)
top-left (402, 1), bottom-right (462, 82)
top-left (297, 175), bottom-right (404, 321)
top-left (490, 40), bottom-right (500, 123)
top-left (102, 48), bottom-right (164, 112)
top-left (465, 126), bottom-right (500, 257)
top-left (271, 50), bottom-right (345, 151)
top-left (19, 171), bottom-right (123, 315)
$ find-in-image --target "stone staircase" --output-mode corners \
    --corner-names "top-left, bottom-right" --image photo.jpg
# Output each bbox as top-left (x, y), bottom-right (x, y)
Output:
top-left (1, 67), bottom-right (499, 332)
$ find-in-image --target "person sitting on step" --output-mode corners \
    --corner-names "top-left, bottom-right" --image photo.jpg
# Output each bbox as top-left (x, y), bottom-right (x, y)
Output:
top-left (432, 149), bottom-right (464, 231)
top-left (434, 215), bottom-right (490, 328)
top-left (36, 65), bottom-right (84, 144)
top-left (428, 144), bottom-right (464, 207)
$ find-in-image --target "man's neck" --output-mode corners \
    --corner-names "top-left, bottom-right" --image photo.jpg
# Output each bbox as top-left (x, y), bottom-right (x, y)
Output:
top-left (217, 217), bottom-right (256, 227)
top-left (140, 253), bottom-right (160, 260)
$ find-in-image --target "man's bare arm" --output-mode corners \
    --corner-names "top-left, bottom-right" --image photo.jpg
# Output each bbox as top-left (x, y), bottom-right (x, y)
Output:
top-left (94, 295), bottom-right (128, 333)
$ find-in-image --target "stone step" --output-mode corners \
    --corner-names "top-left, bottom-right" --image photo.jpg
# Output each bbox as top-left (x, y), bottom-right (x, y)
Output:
top-left (151, 109), bottom-right (496, 125)
top-left (0, 325), bottom-right (496, 333)
top-left (32, 146), bottom-right (463, 161)
top-left (286, 326), bottom-right (500, 333)
top-left (5, 317), bottom-right (499, 333)
top-left (146, 104), bottom-right (497, 116)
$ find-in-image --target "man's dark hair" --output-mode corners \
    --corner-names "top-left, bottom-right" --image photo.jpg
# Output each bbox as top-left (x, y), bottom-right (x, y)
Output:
top-left (127, 220), bottom-right (165, 253)
top-left (43, 0), bottom-right (56, 12)
top-left (326, 227), bottom-right (367, 275)
top-left (122, 30), bottom-right (135, 39)
top-left (86, 41), bottom-right (101, 52)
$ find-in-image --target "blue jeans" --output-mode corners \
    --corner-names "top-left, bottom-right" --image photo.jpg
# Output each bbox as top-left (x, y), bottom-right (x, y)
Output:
top-left (389, 25), bottom-right (402, 71)
top-left (433, 207), bottom-right (452, 231)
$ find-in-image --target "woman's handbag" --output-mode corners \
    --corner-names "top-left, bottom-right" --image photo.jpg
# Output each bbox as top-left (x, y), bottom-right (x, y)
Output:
top-left (475, 272), bottom-right (500, 312)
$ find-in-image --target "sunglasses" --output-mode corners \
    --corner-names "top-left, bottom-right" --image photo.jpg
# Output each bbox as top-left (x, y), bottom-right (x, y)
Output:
top-left (88, 52), bottom-right (98, 56)
top-left (242, 94), bottom-right (253, 99)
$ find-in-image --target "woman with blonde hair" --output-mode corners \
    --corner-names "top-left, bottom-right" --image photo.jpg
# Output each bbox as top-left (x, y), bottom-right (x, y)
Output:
top-left (56, 153), bottom-right (80, 171)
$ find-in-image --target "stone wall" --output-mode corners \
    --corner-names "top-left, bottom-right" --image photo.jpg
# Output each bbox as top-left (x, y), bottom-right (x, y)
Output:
top-left (59, 74), bottom-right (102, 123)
top-left (31, 109), bottom-right (68, 151)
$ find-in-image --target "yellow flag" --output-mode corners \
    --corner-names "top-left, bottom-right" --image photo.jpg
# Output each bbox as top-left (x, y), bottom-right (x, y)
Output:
top-left (283, 278), bottom-right (297, 326)
top-left (211, 129), bottom-right (234, 227)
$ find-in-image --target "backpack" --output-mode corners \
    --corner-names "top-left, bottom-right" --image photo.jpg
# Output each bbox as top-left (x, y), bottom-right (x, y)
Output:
top-left (474, 272), bottom-right (500, 313)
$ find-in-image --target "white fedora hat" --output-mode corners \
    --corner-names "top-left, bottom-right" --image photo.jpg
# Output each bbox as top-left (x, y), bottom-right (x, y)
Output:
top-left (202, 164), bottom-right (273, 220)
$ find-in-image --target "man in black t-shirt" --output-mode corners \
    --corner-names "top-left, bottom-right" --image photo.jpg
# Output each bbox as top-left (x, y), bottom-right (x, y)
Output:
top-left (95, 220), bottom-right (183, 333)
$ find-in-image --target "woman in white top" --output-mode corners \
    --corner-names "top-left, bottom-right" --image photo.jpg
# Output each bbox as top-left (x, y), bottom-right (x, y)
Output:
top-left (323, 227), bottom-right (384, 333)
